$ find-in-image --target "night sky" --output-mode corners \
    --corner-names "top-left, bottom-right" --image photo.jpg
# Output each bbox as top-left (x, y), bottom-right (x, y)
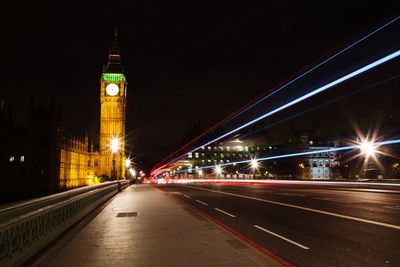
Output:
top-left (2, 1), bottom-right (400, 171)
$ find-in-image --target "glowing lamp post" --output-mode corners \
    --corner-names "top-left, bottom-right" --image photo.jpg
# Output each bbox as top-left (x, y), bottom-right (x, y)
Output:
top-left (129, 168), bottom-right (136, 177)
top-left (125, 158), bottom-right (131, 168)
top-left (111, 138), bottom-right (119, 180)
top-left (250, 159), bottom-right (259, 179)
top-left (358, 139), bottom-right (378, 179)
top-left (215, 165), bottom-right (222, 178)
top-left (360, 141), bottom-right (376, 157)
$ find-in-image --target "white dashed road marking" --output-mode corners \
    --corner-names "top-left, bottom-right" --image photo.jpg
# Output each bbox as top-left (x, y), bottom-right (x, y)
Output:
top-left (195, 200), bottom-right (208, 206)
top-left (254, 225), bottom-right (310, 250)
top-left (215, 208), bottom-right (236, 218)
top-left (184, 185), bottom-right (400, 230)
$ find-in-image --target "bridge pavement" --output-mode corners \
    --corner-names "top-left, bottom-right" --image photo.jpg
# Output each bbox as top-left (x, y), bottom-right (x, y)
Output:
top-left (29, 185), bottom-right (280, 267)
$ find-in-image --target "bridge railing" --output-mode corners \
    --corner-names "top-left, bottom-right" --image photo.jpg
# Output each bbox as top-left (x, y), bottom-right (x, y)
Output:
top-left (0, 180), bottom-right (130, 267)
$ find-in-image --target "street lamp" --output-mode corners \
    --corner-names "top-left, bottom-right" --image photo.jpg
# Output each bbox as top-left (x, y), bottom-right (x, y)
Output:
top-left (251, 159), bottom-right (259, 170)
top-left (360, 140), bottom-right (376, 157)
top-left (110, 138), bottom-right (119, 180)
top-left (125, 158), bottom-right (131, 168)
top-left (358, 139), bottom-right (378, 179)
top-left (250, 158), bottom-right (259, 179)
top-left (214, 165), bottom-right (222, 177)
top-left (129, 168), bottom-right (136, 177)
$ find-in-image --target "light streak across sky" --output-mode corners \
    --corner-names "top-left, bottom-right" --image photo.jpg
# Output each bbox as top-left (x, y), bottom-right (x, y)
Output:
top-left (197, 50), bottom-right (400, 149)
top-left (153, 49), bottom-right (400, 175)
top-left (234, 74), bottom-right (400, 141)
top-left (209, 15), bottom-right (400, 129)
top-left (151, 16), bottom-right (400, 173)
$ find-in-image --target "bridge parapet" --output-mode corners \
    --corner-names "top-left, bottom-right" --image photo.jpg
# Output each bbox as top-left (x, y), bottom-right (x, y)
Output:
top-left (0, 180), bottom-right (129, 267)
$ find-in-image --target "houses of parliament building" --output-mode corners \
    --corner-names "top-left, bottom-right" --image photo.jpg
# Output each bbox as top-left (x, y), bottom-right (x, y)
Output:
top-left (0, 31), bottom-right (128, 203)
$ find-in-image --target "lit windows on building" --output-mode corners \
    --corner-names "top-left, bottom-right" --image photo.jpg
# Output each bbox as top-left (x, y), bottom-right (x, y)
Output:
top-left (188, 152), bottom-right (193, 158)
top-left (9, 156), bottom-right (15, 162)
top-left (195, 152), bottom-right (199, 158)
top-left (20, 156), bottom-right (25, 162)
top-left (308, 145), bottom-right (339, 179)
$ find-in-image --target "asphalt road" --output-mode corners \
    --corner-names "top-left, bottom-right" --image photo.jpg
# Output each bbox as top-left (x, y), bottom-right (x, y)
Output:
top-left (157, 183), bottom-right (400, 267)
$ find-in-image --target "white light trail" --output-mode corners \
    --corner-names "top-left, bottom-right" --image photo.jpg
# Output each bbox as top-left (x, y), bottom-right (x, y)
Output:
top-left (153, 50), bottom-right (400, 175)
top-left (215, 16), bottom-right (400, 127)
top-left (152, 17), bottom-right (400, 174)
top-left (199, 50), bottom-right (400, 150)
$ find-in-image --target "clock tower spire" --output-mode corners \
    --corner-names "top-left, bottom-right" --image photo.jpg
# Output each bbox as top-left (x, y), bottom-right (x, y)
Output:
top-left (104, 27), bottom-right (123, 73)
top-left (99, 29), bottom-right (127, 180)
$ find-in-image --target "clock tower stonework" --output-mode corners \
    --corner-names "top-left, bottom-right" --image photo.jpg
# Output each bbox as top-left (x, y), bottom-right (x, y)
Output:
top-left (99, 30), bottom-right (127, 179)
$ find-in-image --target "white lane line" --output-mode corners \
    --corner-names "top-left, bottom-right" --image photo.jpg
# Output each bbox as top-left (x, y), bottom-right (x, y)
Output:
top-left (184, 185), bottom-right (400, 230)
top-left (195, 200), bottom-right (208, 206)
top-left (254, 225), bottom-right (310, 250)
top-left (183, 194), bottom-right (191, 199)
top-left (215, 208), bottom-right (236, 218)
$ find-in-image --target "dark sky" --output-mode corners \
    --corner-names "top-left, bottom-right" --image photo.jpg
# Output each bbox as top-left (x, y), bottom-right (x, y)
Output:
top-left (1, 1), bottom-right (400, 171)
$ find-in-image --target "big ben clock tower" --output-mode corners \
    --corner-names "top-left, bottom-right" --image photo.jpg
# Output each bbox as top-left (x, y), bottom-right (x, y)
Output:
top-left (99, 29), bottom-right (127, 179)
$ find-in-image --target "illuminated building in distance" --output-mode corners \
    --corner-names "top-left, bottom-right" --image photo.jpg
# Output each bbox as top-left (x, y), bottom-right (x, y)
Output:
top-left (99, 29), bottom-right (127, 179)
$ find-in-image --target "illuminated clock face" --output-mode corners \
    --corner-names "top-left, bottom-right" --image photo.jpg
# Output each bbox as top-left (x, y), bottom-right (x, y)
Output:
top-left (106, 83), bottom-right (119, 96)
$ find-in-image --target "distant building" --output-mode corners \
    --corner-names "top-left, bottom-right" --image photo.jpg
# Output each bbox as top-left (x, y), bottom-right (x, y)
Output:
top-left (59, 135), bottom-right (97, 189)
top-left (98, 29), bottom-right (127, 180)
top-left (0, 30), bottom-right (128, 203)
top-left (307, 144), bottom-right (341, 179)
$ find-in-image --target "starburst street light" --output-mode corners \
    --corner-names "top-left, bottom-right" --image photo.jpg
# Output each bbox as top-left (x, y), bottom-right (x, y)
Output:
top-left (356, 136), bottom-right (384, 179)
top-left (125, 158), bottom-right (132, 168)
top-left (359, 140), bottom-right (377, 157)
top-left (111, 138), bottom-right (119, 154)
top-left (214, 165), bottom-right (223, 176)
top-left (129, 168), bottom-right (136, 177)
top-left (250, 158), bottom-right (260, 179)
top-left (250, 159), bottom-right (259, 170)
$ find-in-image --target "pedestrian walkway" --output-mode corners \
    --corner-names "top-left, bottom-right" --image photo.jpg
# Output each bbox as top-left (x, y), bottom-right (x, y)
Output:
top-left (30, 185), bottom-right (281, 267)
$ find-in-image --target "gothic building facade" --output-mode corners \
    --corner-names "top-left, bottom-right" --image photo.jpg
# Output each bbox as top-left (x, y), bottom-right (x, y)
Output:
top-left (0, 31), bottom-right (128, 203)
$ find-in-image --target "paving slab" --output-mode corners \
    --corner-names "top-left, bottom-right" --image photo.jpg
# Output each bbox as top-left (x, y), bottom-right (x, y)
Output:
top-left (30, 185), bottom-right (281, 267)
